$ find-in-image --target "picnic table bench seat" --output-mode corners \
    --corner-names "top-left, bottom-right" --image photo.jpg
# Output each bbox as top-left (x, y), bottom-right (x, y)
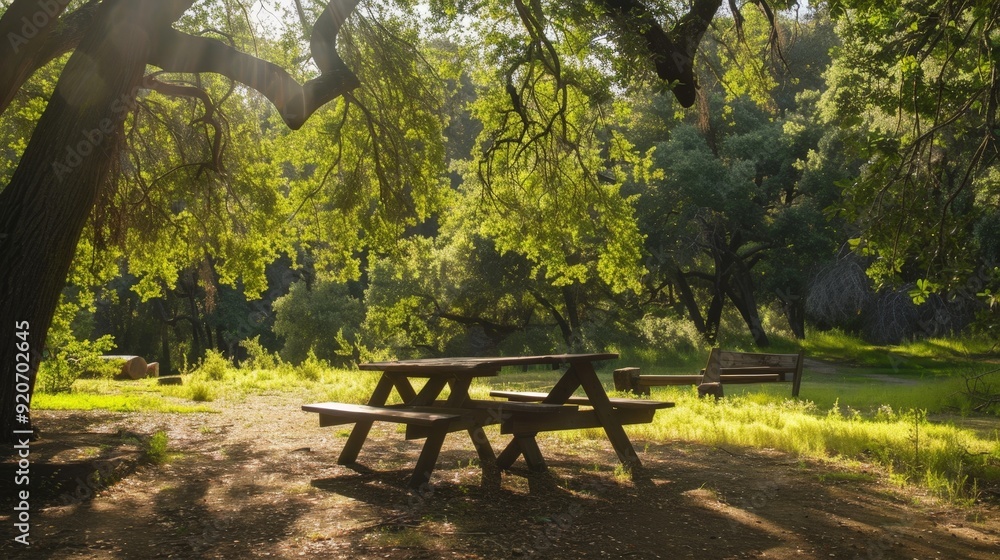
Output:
top-left (488, 390), bottom-right (675, 410)
top-left (302, 402), bottom-right (467, 427)
top-left (488, 390), bottom-right (674, 433)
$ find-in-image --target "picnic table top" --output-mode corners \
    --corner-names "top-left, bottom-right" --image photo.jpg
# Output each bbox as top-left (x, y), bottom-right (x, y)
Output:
top-left (358, 353), bottom-right (619, 375)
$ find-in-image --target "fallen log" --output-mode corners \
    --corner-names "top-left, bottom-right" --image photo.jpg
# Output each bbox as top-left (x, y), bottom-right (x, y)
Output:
top-left (100, 355), bottom-right (148, 380)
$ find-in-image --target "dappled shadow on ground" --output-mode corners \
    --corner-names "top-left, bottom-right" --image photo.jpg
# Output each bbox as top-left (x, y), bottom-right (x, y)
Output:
top-left (305, 434), bottom-right (1000, 559)
top-left (1, 397), bottom-right (998, 559)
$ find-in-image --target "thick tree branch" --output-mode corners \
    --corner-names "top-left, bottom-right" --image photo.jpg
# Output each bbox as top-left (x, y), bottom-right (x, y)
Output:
top-left (595, 0), bottom-right (722, 107)
top-left (0, 0), bottom-right (100, 115)
top-left (147, 0), bottom-right (361, 130)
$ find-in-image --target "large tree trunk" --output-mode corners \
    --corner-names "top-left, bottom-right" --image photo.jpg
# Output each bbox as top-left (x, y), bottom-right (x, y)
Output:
top-left (782, 296), bottom-right (806, 340)
top-left (726, 266), bottom-right (770, 348)
top-left (561, 285), bottom-right (583, 351)
top-left (0, 0), bottom-right (190, 442)
top-left (673, 268), bottom-right (707, 335)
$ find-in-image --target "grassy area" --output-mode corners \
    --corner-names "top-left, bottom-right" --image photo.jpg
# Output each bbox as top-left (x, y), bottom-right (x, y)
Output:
top-left (801, 329), bottom-right (997, 370)
top-left (33, 391), bottom-right (214, 413)
top-left (625, 389), bottom-right (998, 505)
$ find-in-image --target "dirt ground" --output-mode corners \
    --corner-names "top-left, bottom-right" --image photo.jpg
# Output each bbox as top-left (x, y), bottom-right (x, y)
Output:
top-left (2, 393), bottom-right (999, 560)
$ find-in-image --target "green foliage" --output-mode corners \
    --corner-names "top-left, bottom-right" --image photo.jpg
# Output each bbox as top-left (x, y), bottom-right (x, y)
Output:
top-left (635, 314), bottom-right (704, 356)
top-left (36, 292), bottom-right (117, 394)
top-left (34, 360), bottom-right (78, 395)
top-left (298, 350), bottom-right (329, 382)
top-left (824, 1), bottom-right (1000, 304)
top-left (272, 282), bottom-right (363, 365)
top-left (143, 431), bottom-right (170, 464)
top-left (363, 230), bottom-right (563, 355)
top-left (8, 0), bottom-right (1000, 380)
top-left (194, 350), bottom-right (233, 381)
top-left (189, 383), bottom-right (214, 402)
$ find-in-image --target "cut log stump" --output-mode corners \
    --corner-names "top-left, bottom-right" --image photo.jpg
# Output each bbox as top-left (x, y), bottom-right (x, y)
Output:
top-left (102, 355), bottom-right (148, 380)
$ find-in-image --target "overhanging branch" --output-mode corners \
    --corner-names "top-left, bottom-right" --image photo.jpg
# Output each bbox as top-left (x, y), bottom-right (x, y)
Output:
top-left (147, 0), bottom-right (361, 130)
top-left (0, 0), bottom-right (100, 115)
top-left (141, 75), bottom-right (224, 173)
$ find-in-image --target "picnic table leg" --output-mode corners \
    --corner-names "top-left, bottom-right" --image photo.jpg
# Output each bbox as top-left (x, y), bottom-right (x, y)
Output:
top-left (442, 377), bottom-right (499, 468)
top-left (387, 373), bottom-right (417, 403)
top-left (496, 437), bottom-right (523, 469)
top-left (573, 361), bottom-right (642, 471)
top-left (496, 365), bottom-right (582, 469)
top-left (410, 377), bottom-right (449, 406)
top-left (516, 434), bottom-right (547, 471)
top-left (541, 368), bottom-right (583, 404)
top-left (338, 373), bottom-right (395, 464)
top-left (410, 427), bottom-right (448, 489)
top-left (408, 375), bottom-right (499, 486)
top-left (495, 433), bottom-right (546, 471)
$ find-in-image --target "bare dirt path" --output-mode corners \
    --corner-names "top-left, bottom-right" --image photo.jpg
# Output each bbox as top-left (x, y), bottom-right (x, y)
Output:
top-left (3, 393), bottom-right (999, 559)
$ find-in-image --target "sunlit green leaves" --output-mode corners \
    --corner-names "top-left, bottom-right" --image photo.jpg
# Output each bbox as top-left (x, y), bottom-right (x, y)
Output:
top-left (825, 0), bottom-right (1000, 291)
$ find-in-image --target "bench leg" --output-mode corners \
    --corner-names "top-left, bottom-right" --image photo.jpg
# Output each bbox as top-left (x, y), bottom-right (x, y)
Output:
top-left (495, 433), bottom-right (545, 472)
top-left (517, 435), bottom-right (547, 472)
top-left (339, 374), bottom-right (396, 464)
top-left (410, 427), bottom-right (448, 489)
top-left (574, 362), bottom-right (642, 471)
top-left (468, 427), bottom-right (497, 465)
top-left (698, 382), bottom-right (724, 400)
top-left (338, 420), bottom-right (374, 465)
top-left (496, 437), bottom-right (525, 470)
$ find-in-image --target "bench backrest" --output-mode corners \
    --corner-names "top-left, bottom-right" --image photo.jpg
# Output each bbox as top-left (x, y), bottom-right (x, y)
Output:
top-left (703, 348), bottom-right (804, 396)
top-left (717, 350), bottom-right (801, 370)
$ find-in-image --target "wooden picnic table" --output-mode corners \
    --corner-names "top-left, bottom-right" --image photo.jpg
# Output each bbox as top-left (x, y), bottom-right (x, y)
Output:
top-left (302, 353), bottom-right (673, 488)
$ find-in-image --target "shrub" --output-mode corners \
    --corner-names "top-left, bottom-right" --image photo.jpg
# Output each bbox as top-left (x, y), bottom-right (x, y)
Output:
top-left (637, 314), bottom-right (703, 355)
top-left (35, 335), bottom-right (117, 393)
top-left (189, 383), bottom-right (213, 402)
top-left (35, 359), bottom-right (77, 394)
top-left (298, 349), bottom-right (327, 381)
top-left (239, 336), bottom-right (279, 370)
top-left (195, 350), bottom-right (232, 381)
top-left (143, 431), bottom-right (169, 464)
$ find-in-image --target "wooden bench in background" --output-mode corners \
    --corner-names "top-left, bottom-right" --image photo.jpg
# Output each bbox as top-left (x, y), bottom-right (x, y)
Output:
top-left (613, 348), bottom-right (804, 398)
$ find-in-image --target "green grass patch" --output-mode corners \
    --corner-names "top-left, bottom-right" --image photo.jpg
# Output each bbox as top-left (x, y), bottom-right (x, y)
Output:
top-left (818, 471), bottom-right (877, 483)
top-left (624, 390), bottom-right (1000, 505)
top-left (801, 329), bottom-right (995, 371)
top-left (143, 430), bottom-right (170, 464)
top-left (716, 377), bottom-right (969, 415)
top-left (33, 392), bottom-right (214, 413)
